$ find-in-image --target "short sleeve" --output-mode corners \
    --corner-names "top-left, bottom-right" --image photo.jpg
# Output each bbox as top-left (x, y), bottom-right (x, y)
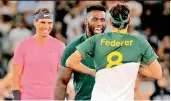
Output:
top-left (12, 41), bottom-right (25, 67)
top-left (60, 44), bottom-right (75, 67)
top-left (76, 35), bottom-right (96, 59)
top-left (138, 36), bottom-right (158, 65)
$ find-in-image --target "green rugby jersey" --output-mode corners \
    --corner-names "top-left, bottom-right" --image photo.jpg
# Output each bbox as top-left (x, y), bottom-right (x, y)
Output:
top-left (76, 32), bottom-right (158, 71)
top-left (60, 33), bottom-right (95, 100)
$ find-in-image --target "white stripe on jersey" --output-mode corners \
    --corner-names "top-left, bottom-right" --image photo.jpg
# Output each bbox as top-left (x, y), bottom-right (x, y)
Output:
top-left (91, 62), bottom-right (140, 101)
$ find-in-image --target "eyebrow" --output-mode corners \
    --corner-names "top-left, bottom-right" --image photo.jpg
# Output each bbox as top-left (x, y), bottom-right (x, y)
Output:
top-left (40, 21), bottom-right (45, 23)
top-left (92, 17), bottom-right (105, 19)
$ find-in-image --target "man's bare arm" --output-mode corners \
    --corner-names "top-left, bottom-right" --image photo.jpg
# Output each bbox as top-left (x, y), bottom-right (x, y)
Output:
top-left (12, 65), bottom-right (23, 90)
top-left (54, 66), bottom-right (72, 100)
top-left (0, 59), bottom-right (13, 90)
top-left (139, 60), bottom-right (162, 79)
top-left (66, 50), bottom-right (95, 77)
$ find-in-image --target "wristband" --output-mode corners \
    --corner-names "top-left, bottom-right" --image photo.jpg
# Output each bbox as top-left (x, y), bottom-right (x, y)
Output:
top-left (12, 90), bottom-right (21, 100)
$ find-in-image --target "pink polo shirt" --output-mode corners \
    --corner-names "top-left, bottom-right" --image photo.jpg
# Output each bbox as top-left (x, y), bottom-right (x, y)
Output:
top-left (13, 36), bottom-right (65, 100)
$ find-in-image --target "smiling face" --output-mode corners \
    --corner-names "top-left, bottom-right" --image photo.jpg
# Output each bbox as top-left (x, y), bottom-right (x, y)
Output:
top-left (34, 18), bottom-right (53, 37)
top-left (85, 10), bottom-right (106, 36)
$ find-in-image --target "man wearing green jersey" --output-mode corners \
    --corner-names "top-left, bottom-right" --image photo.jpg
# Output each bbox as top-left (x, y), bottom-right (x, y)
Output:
top-left (66, 3), bottom-right (162, 101)
top-left (54, 5), bottom-right (107, 100)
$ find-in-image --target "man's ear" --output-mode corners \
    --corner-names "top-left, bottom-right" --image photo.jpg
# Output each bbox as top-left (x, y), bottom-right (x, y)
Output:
top-left (128, 17), bottom-right (131, 24)
top-left (33, 19), bottom-right (37, 26)
top-left (109, 19), bottom-right (113, 25)
top-left (84, 19), bottom-right (88, 25)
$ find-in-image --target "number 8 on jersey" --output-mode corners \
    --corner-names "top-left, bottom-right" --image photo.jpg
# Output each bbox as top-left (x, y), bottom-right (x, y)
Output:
top-left (106, 51), bottom-right (123, 68)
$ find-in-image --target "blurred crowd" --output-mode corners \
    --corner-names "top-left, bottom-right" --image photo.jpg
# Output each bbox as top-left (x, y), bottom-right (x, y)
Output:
top-left (0, 1), bottom-right (170, 100)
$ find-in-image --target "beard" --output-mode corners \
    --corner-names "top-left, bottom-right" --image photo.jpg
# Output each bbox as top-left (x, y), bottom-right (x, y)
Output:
top-left (88, 23), bottom-right (105, 36)
top-left (88, 23), bottom-right (95, 36)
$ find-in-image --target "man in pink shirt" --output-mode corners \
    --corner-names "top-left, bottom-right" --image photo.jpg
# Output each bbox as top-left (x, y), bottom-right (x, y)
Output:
top-left (12, 8), bottom-right (65, 100)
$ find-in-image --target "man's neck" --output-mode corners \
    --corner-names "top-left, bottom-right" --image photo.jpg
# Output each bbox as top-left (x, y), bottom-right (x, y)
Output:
top-left (111, 26), bottom-right (128, 34)
top-left (86, 29), bottom-right (92, 38)
top-left (35, 34), bottom-right (50, 43)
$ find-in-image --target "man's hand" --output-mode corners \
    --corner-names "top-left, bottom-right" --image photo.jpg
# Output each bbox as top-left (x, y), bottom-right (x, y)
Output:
top-left (139, 60), bottom-right (162, 79)
top-left (66, 50), bottom-right (96, 76)
top-left (89, 69), bottom-right (96, 77)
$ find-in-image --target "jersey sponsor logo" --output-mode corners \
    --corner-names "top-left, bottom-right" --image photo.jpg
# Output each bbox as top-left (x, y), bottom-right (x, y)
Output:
top-left (101, 38), bottom-right (133, 47)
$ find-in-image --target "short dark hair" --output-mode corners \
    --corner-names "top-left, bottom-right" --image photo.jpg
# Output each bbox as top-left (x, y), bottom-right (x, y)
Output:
top-left (109, 2), bottom-right (130, 29)
top-left (34, 8), bottom-right (50, 15)
top-left (86, 5), bottom-right (106, 13)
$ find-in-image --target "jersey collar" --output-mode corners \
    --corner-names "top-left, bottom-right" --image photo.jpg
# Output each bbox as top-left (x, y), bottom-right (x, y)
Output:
top-left (112, 29), bottom-right (128, 34)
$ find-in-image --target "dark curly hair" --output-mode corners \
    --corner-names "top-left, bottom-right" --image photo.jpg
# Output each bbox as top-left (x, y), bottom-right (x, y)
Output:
top-left (86, 5), bottom-right (106, 13)
top-left (109, 2), bottom-right (130, 29)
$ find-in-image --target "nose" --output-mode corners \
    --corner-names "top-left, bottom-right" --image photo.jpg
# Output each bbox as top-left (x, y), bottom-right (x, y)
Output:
top-left (43, 23), bottom-right (49, 29)
top-left (97, 19), bottom-right (103, 26)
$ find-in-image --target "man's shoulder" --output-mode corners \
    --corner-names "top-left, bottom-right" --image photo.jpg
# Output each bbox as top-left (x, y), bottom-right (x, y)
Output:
top-left (97, 32), bottom-right (146, 42)
top-left (97, 32), bottom-right (114, 37)
top-left (124, 33), bottom-right (143, 39)
top-left (19, 36), bottom-right (33, 45)
top-left (50, 36), bottom-right (65, 46)
top-left (89, 33), bottom-right (105, 39)
top-left (127, 34), bottom-right (147, 43)
top-left (15, 36), bottom-right (33, 49)
top-left (60, 35), bottom-right (85, 67)
top-left (66, 35), bottom-right (85, 50)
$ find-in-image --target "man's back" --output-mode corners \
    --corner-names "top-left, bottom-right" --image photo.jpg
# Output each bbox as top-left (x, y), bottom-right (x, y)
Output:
top-left (76, 32), bottom-right (158, 100)
top-left (79, 32), bottom-right (158, 71)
